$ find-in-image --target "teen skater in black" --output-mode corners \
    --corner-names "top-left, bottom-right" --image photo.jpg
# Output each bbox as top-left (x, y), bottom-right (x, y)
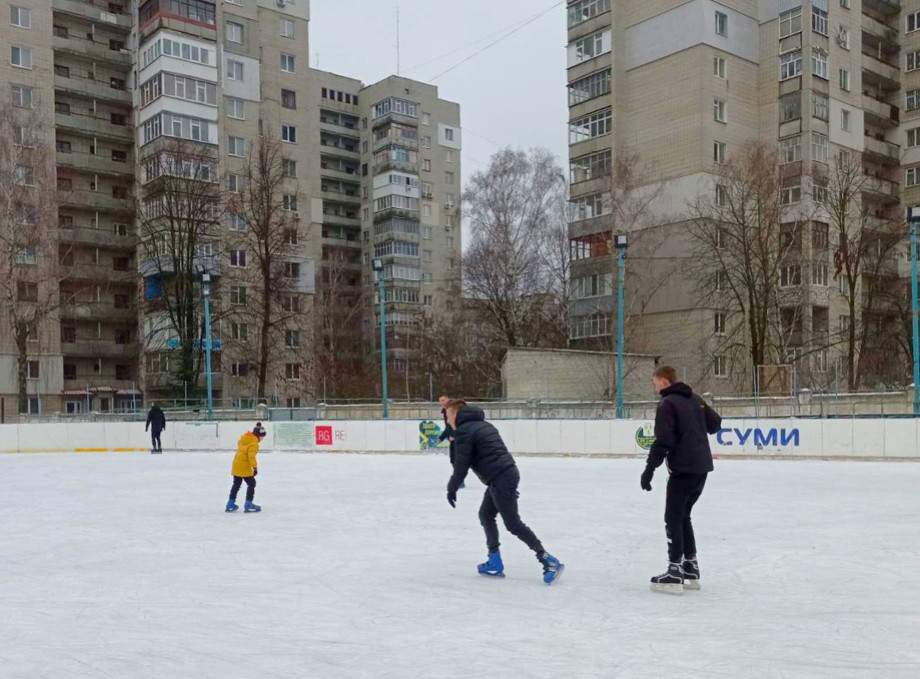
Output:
top-left (444, 400), bottom-right (564, 584)
top-left (642, 365), bottom-right (722, 594)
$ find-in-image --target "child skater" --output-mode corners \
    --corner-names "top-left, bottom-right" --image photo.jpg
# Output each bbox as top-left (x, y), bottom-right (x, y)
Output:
top-left (226, 422), bottom-right (266, 513)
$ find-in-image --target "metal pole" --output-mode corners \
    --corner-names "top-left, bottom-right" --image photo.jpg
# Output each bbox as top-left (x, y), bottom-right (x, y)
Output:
top-left (428, 372), bottom-right (433, 403)
top-left (615, 246), bottom-right (626, 418)
top-left (379, 277), bottom-right (389, 419)
top-left (204, 291), bottom-right (214, 420)
top-left (911, 216), bottom-right (920, 416)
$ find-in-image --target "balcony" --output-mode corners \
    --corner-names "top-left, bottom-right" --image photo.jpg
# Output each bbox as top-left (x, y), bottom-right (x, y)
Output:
top-left (52, 0), bottom-right (133, 30)
top-left (372, 160), bottom-right (419, 176)
top-left (373, 207), bottom-right (419, 223)
top-left (372, 112), bottom-right (419, 130)
top-left (373, 135), bottom-right (419, 153)
top-left (59, 189), bottom-right (133, 214)
top-left (861, 13), bottom-right (899, 50)
top-left (864, 135), bottom-right (900, 164)
top-left (138, 253), bottom-right (220, 278)
top-left (63, 263), bottom-right (135, 284)
top-left (61, 302), bottom-right (135, 322)
top-left (863, 0), bottom-right (901, 16)
top-left (52, 35), bottom-right (132, 67)
top-left (62, 342), bottom-right (138, 359)
top-left (56, 112), bottom-right (133, 142)
top-left (862, 53), bottom-right (900, 91)
top-left (322, 212), bottom-right (361, 228)
top-left (321, 190), bottom-right (361, 206)
top-left (862, 93), bottom-right (899, 127)
top-left (861, 176), bottom-right (900, 204)
top-left (138, 0), bottom-right (216, 40)
top-left (63, 379), bottom-right (140, 394)
top-left (57, 150), bottom-right (133, 177)
top-left (320, 165), bottom-right (361, 183)
top-left (54, 74), bottom-right (132, 105)
top-left (59, 224), bottom-right (135, 249)
top-left (319, 139), bottom-right (360, 159)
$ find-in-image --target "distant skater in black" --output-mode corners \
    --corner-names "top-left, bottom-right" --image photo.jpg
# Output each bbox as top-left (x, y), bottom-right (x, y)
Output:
top-left (642, 365), bottom-right (722, 595)
top-left (145, 403), bottom-right (166, 454)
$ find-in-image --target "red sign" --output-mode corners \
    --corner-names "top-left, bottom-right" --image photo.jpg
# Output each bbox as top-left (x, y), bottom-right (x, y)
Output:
top-left (315, 425), bottom-right (333, 446)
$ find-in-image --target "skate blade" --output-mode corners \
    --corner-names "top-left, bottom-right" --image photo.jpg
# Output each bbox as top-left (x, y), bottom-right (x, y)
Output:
top-left (225, 509), bottom-right (238, 512)
top-left (244, 509), bottom-right (261, 513)
top-left (683, 580), bottom-right (701, 591)
top-left (650, 582), bottom-right (684, 595)
top-left (478, 571), bottom-right (505, 578)
top-left (545, 564), bottom-right (565, 586)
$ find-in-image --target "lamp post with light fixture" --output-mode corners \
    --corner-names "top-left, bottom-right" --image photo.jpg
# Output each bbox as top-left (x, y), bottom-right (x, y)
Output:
top-left (908, 207), bottom-right (920, 416)
top-left (201, 271), bottom-right (214, 420)
top-left (372, 258), bottom-right (389, 419)
top-left (614, 233), bottom-right (628, 418)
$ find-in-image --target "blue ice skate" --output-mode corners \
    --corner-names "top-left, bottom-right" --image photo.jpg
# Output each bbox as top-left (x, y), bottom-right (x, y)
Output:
top-left (477, 550), bottom-right (504, 578)
top-left (244, 501), bottom-right (261, 513)
top-left (225, 499), bottom-right (239, 512)
top-left (540, 553), bottom-right (565, 585)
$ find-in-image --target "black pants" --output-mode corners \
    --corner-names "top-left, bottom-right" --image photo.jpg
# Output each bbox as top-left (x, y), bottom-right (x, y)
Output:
top-left (229, 476), bottom-right (256, 503)
top-left (664, 472), bottom-right (707, 563)
top-left (150, 431), bottom-right (162, 452)
top-left (478, 466), bottom-right (544, 555)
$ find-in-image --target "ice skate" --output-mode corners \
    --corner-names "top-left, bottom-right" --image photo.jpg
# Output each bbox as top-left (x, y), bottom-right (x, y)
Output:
top-left (539, 552), bottom-right (564, 585)
top-left (477, 550), bottom-right (505, 578)
top-left (225, 499), bottom-right (238, 512)
top-left (650, 563), bottom-right (684, 595)
top-left (681, 557), bottom-right (700, 591)
top-left (244, 501), bottom-right (261, 513)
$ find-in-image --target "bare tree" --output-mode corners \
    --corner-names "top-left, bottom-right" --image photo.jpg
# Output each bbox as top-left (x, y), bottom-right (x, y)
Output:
top-left (0, 101), bottom-right (68, 414)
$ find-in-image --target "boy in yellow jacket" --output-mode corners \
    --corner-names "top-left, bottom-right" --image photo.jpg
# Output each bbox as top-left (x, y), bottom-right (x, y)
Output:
top-left (226, 423), bottom-right (267, 513)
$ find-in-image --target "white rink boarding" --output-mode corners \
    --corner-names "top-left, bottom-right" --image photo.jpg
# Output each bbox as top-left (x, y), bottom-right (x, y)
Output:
top-left (0, 417), bottom-right (919, 459)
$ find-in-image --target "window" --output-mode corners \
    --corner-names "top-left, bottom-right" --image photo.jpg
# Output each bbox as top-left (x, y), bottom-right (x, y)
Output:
top-left (230, 250), bottom-right (247, 268)
top-left (812, 133), bottom-right (829, 164)
top-left (812, 49), bottom-right (828, 80)
top-left (282, 125), bottom-right (296, 143)
top-left (10, 6), bottom-right (30, 27)
top-left (715, 11), bottom-right (728, 36)
top-left (228, 136), bottom-right (245, 157)
top-left (284, 228), bottom-right (298, 245)
top-left (840, 0), bottom-right (849, 8)
top-left (10, 45), bottom-right (30, 69)
top-left (568, 69), bottom-right (611, 106)
top-left (781, 265), bottom-right (802, 287)
top-left (908, 128), bottom-right (920, 148)
top-left (445, 150), bottom-right (454, 164)
top-left (421, 112), bottom-right (431, 125)
top-left (280, 18), bottom-right (295, 37)
top-left (813, 222), bottom-right (829, 249)
top-left (780, 135), bottom-right (801, 164)
top-left (445, 172), bottom-right (455, 184)
top-left (714, 312), bottom-right (726, 336)
top-left (780, 93), bottom-right (801, 122)
top-left (64, 364), bottom-right (77, 380)
top-left (18, 281), bottom-right (37, 301)
top-left (423, 159), bottom-right (432, 172)
top-left (445, 128), bottom-right (455, 142)
top-left (841, 109), bottom-right (850, 132)
top-left (281, 89), bottom-right (296, 109)
top-left (812, 93), bottom-right (829, 121)
top-left (713, 141), bottom-right (726, 163)
top-left (839, 69), bottom-right (850, 92)
top-left (285, 330), bottom-right (300, 349)
top-left (908, 90), bottom-right (920, 111)
top-left (422, 226), bottom-right (432, 239)
top-left (568, 29), bottom-right (611, 66)
top-left (569, 108), bottom-right (613, 144)
top-left (779, 7), bottom-right (801, 37)
top-left (714, 355), bottom-right (728, 378)
top-left (907, 167), bottom-right (920, 187)
top-left (909, 51), bottom-right (920, 73)
top-left (27, 360), bottom-right (39, 379)
top-left (780, 176), bottom-right (802, 205)
top-left (781, 51), bottom-right (802, 80)
top-left (231, 362), bottom-right (249, 377)
top-left (812, 262), bottom-right (828, 286)
top-left (372, 97), bottom-right (419, 119)
top-left (230, 322), bottom-right (249, 341)
top-left (230, 286), bottom-right (247, 306)
top-left (225, 97), bottom-right (244, 119)
top-left (713, 56), bottom-right (725, 79)
top-left (837, 26), bottom-right (850, 50)
top-left (813, 176), bottom-right (829, 203)
top-left (285, 363), bottom-right (301, 380)
top-left (420, 135), bottom-right (432, 148)
top-left (15, 247), bottom-right (36, 265)
top-left (283, 195), bottom-right (297, 212)
top-left (908, 12), bottom-right (920, 33)
top-left (715, 184), bottom-right (728, 206)
top-left (282, 296), bottom-right (301, 313)
top-left (568, 0), bottom-right (611, 27)
top-left (713, 99), bottom-right (726, 122)
top-left (226, 21), bottom-right (243, 44)
top-left (281, 54), bottom-right (295, 73)
top-left (282, 160), bottom-right (297, 178)
top-left (812, 7), bottom-right (828, 36)
top-left (227, 60), bottom-right (243, 81)
top-left (11, 84), bottom-right (32, 108)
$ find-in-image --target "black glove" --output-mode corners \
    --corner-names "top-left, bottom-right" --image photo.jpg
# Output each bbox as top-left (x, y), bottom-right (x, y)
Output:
top-left (252, 468), bottom-right (258, 477)
top-left (640, 466), bottom-right (654, 492)
top-left (447, 490), bottom-right (457, 508)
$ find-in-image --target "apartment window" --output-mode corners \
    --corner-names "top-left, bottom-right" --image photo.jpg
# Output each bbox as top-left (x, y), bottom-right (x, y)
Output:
top-left (284, 262), bottom-right (301, 280)
top-left (568, 29), bottom-right (611, 66)
top-left (813, 221), bottom-right (829, 249)
top-left (813, 349), bottom-right (828, 373)
top-left (907, 167), bottom-right (920, 187)
top-left (283, 195), bottom-right (297, 212)
top-left (230, 323), bottom-right (249, 341)
top-left (715, 184), bottom-right (728, 206)
top-left (18, 281), bottom-right (37, 301)
top-left (812, 262), bottom-right (829, 287)
top-left (280, 18), bottom-right (295, 37)
top-left (813, 93), bottom-right (829, 121)
top-left (228, 174), bottom-right (244, 193)
top-left (227, 60), bottom-right (243, 81)
top-left (27, 360), bottom-right (39, 380)
top-left (446, 150), bottom-right (454, 164)
top-left (225, 97), bottom-right (244, 119)
top-left (568, 68), bottom-right (611, 106)
top-left (839, 69), bottom-right (850, 92)
top-left (812, 133), bottom-right (829, 164)
top-left (714, 312), bottom-right (726, 336)
top-left (10, 6), bottom-right (30, 28)
top-left (813, 176), bottom-right (829, 203)
top-left (230, 250), bottom-right (247, 268)
top-left (11, 46), bottom-right (31, 69)
top-left (421, 135), bottom-right (432, 148)
top-left (14, 165), bottom-right (34, 186)
top-left (281, 125), bottom-right (297, 143)
top-left (908, 12), bottom-right (920, 33)
top-left (281, 54), bottom-right (295, 73)
top-left (230, 285), bottom-right (247, 306)
top-left (421, 112), bottom-right (431, 125)
top-left (423, 159), bottom-right (432, 172)
top-left (63, 364), bottom-right (76, 380)
top-left (780, 93), bottom-right (801, 122)
top-left (15, 247), bottom-right (36, 265)
top-left (422, 226), bottom-right (432, 239)
top-left (713, 99), bottom-right (726, 122)
top-left (11, 84), bottom-right (32, 108)
top-left (226, 21), bottom-right (244, 44)
top-left (908, 90), bottom-right (920, 111)
top-left (228, 136), bottom-right (245, 156)
top-left (570, 149), bottom-right (612, 183)
top-left (713, 141), bottom-right (726, 163)
top-left (231, 362), bottom-right (249, 377)
top-left (714, 355), bottom-right (728, 378)
top-left (282, 160), bottom-right (297, 178)
top-left (812, 7), bottom-right (828, 36)
top-left (569, 108), bottom-right (612, 144)
top-left (780, 51), bottom-right (802, 80)
top-left (779, 7), bottom-right (801, 37)
top-left (282, 296), bottom-right (301, 313)
top-left (908, 128), bottom-right (920, 148)
top-left (285, 330), bottom-right (300, 349)
top-left (840, 0), bottom-right (849, 8)
top-left (227, 212), bottom-right (245, 231)
top-left (716, 270), bottom-right (728, 292)
top-left (909, 51), bottom-right (920, 72)
top-left (284, 228), bottom-right (298, 245)
top-left (445, 128), bottom-right (455, 142)
top-left (713, 56), bottom-right (726, 79)
top-left (780, 176), bottom-right (802, 205)
top-left (841, 109), bottom-right (850, 132)
top-left (445, 171), bottom-right (455, 184)
top-left (780, 135), bottom-right (801, 164)
top-left (812, 49), bottom-right (828, 80)
top-left (285, 364), bottom-right (301, 380)
top-left (281, 89), bottom-right (296, 109)
top-left (837, 27), bottom-right (850, 50)
top-left (568, 0), bottom-right (611, 27)
top-left (781, 265), bottom-right (802, 287)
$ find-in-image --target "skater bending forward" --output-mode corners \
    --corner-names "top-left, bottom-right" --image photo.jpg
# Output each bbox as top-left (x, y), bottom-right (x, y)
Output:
top-left (444, 400), bottom-right (564, 585)
top-left (642, 366), bottom-right (721, 594)
top-left (226, 423), bottom-right (267, 513)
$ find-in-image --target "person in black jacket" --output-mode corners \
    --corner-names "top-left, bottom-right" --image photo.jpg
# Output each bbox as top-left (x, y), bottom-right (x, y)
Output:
top-left (642, 365), bottom-right (722, 594)
top-left (145, 403), bottom-right (166, 454)
top-left (445, 400), bottom-right (564, 585)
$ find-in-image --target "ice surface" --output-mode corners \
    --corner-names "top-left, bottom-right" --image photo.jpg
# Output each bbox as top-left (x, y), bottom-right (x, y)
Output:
top-left (1, 453), bottom-right (918, 679)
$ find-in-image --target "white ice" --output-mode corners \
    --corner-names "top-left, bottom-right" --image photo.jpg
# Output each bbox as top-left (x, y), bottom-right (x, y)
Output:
top-left (1, 453), bottom-right (918, 679)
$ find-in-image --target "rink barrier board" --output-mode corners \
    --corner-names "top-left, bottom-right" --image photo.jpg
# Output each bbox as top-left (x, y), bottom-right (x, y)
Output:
top-left (0, 418), bottom-right (917, 459)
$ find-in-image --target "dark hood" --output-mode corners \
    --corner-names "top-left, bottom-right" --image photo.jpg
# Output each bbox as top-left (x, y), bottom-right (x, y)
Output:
top-left (660, 382), bottom-right (693, 399)
top-left (456, 406), bottom-right (485, 427)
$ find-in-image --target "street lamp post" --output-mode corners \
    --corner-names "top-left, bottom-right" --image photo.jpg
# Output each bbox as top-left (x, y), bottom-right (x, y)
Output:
top-left (614, 234), bottom-right (628, 419)
top-left (202, 271), bottom-right (214, 420)
top-left (373, 258), bottom-right (389, 419)
top-left (908, 207), bottom-right (920, 416)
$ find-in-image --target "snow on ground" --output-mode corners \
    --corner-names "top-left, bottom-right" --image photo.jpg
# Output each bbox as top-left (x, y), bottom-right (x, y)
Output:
top-left (0, 452), bottom-right (918, 679)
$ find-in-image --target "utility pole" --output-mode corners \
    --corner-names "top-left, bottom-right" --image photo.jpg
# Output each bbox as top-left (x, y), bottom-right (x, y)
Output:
top-left (614, 234), bottom-right (628, 418)
top-left (908, 207), bottom-right (920, 416)
top-left (373, 259), bottom-right (389, 419)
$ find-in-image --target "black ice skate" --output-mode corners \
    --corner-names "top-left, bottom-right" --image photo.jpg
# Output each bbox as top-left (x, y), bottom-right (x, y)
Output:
top-left (682, 557), bottom-right (700, 591)
top-left (650, 562), bottom-right (684, 595)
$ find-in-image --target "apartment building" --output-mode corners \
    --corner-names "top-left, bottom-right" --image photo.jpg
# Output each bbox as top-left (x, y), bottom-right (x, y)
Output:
top-left (566, 0), bottom-right (910, 394)
top-left (0, 0), bottom-right (460, 417)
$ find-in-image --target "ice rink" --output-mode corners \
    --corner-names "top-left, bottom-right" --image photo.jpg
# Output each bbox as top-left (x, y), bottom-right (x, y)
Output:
top-left (1, 452), bottom-right (918, 679)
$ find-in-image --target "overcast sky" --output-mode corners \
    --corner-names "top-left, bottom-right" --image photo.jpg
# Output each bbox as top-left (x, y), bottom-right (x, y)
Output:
top-left (310, 0), bottom-right (570, 184)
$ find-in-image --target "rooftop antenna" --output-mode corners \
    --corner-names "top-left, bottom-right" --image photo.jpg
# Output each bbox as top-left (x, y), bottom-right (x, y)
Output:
top-left (396, 3), bottom-right (401, 76)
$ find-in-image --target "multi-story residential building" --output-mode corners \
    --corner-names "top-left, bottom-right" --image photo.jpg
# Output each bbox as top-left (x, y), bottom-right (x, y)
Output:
top-left (566, 0), bottom-right (909, 394)
top-left (0, 0), bottom-right (460, 418)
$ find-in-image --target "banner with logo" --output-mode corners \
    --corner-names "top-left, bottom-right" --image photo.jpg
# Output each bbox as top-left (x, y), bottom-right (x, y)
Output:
top-left (419, 420), bottom-right (449, 450)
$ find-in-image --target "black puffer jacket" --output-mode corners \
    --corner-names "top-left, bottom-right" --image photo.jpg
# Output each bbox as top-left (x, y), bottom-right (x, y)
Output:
top-left (646, 383), bottom-right (721, 475)
top-left (146, 405), bottom-right (166, 434)
top-left (447, 406), bottom-right (516, 493)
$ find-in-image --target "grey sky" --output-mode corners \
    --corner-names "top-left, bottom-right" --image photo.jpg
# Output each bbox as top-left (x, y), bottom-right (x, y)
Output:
top-left (309, 0), bottom-right (570, 184)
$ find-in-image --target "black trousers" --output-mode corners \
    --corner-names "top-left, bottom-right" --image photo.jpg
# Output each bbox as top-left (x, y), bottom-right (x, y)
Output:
top-left (478, 466), bottom-right (544, 555)
top-left (150, 430), bottom-right (162, 451)
top-left (664, 472), bottom-right (708, 563)
top-left (229, 476), bottom-right (256, 502)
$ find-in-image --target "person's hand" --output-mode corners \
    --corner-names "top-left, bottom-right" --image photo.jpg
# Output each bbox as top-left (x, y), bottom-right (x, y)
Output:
top-left (447, 490), bottom-right (457, 508)
top-left (640, 467), bottom-right (654, 492)
top-left (252, 468), bottom-right (258, 477)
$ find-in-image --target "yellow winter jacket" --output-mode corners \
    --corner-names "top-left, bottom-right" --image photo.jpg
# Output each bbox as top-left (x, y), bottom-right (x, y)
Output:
top-left (232, 432), bottom-right (260, 477)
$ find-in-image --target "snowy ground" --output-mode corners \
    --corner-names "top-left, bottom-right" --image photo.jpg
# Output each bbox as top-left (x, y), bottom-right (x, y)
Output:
top-left (1, 453), bottom-right (918, 679)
